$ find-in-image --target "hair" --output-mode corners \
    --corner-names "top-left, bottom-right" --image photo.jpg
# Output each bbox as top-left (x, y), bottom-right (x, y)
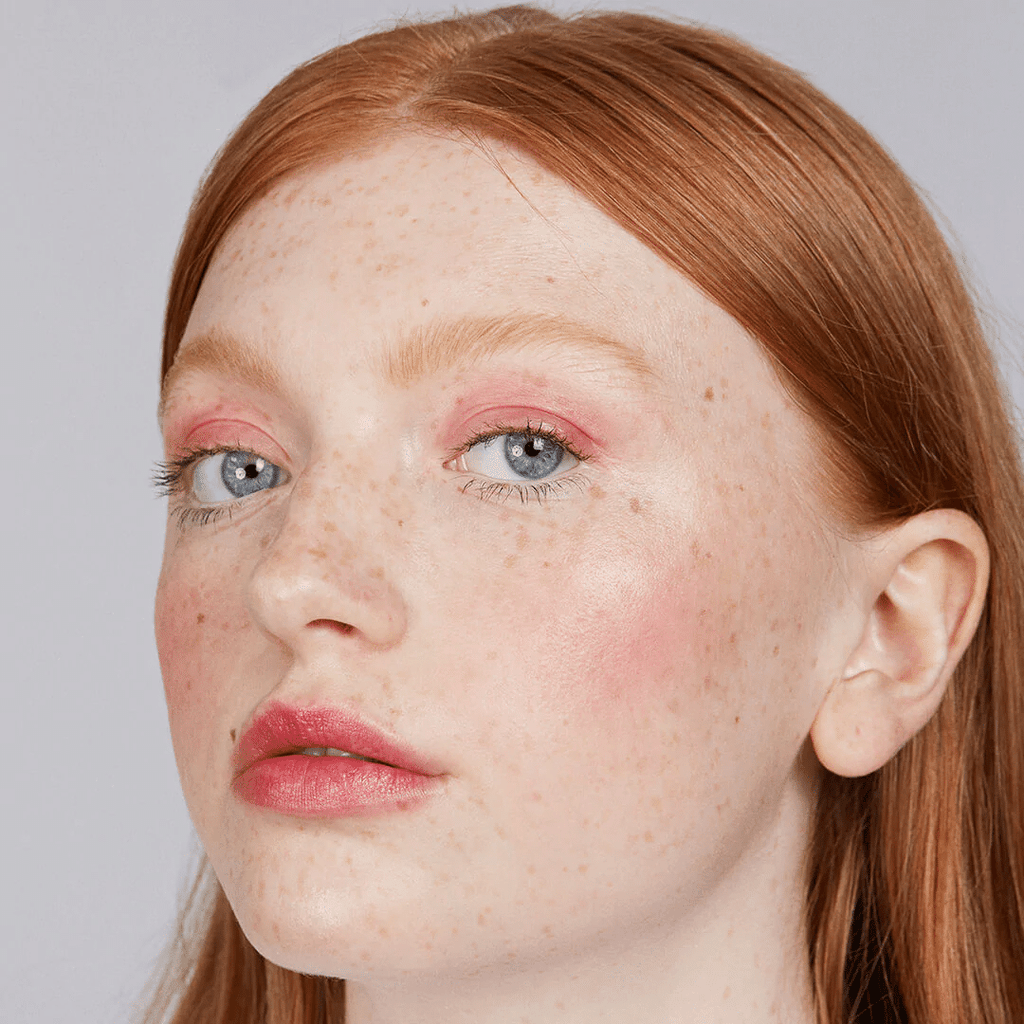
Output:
top-left (143, 6), bottom-right (1024, 1023)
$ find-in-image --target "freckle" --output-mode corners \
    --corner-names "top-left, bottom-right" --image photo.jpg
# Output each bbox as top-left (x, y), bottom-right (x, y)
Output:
top-left (704, 386), bottom-right (714, 401)
top-left (629, 497), bottom-right (641, 514)
top-left (589, 484), bottom-right (606, 498)
top-left (735, 716), bottom-right (741, 725)
top-left (729, 632), bottom-right (737, 645)
top-left (230, 729), bottom-right (237, 742)
top-left (516, 529), bottom-right (528, 550)
top-left (486, 650), bottom-right (498, 660)
top-left (772, 645), bottom-right (780, 656)
top-left (421, 298), bottom-right (429, 306)
top-left (196, 613), bottom-right (205, 624)
top-left (546, 275), bottom-right (555, 283)
top-left (702, 674), bottom-right (713, 692)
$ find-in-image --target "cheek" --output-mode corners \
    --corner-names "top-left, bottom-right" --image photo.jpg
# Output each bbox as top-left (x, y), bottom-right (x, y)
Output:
top-left (517, 506), bottom-right (824, 767)
top-left (537, 536), bottom-right (738, 716)
top-left (154, 551), bottom-right (250, 795)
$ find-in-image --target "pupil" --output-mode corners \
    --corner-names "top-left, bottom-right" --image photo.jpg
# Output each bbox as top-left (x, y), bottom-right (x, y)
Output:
top-left (245, 463), bottom-right (259, 478)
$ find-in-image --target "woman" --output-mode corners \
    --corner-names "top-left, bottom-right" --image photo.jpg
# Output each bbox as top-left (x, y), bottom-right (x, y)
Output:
top-left (145, 6), bottom-right (1024, 1022)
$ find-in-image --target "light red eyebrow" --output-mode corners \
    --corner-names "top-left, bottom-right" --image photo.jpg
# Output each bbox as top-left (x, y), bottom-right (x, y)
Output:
top-left (158, 313), bottom-right (657, 423)
top-left (159, 327), bottom-right (282, 425)
top-left (374, 313), bottom-right (657, 389)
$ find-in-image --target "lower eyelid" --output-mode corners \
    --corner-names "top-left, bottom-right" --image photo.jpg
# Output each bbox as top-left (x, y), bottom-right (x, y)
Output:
top-left (459, 474), bottom-right (590, 505)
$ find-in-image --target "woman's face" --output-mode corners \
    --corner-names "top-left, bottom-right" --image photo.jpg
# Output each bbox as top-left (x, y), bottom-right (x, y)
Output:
top-left (155, 134), bottom-right (858, 983)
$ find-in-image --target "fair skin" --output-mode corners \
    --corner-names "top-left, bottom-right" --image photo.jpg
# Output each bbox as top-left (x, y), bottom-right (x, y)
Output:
top-left (155, 133), bottom-right (988, 1024)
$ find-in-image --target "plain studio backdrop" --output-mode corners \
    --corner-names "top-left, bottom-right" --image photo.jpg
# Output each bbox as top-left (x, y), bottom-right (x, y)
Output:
top-left (2, 1), bottom-right (1021, 1021)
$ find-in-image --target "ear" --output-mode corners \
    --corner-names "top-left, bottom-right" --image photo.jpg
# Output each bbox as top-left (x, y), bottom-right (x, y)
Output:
top-left (810, 509), bottom-right (989, 778)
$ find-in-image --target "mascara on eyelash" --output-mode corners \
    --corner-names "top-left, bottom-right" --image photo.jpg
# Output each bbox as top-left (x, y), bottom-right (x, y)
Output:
top-left (448, 419), bottom-right (589, 465)
top-left (459, 474), bottom-right (589, 505)
top-left (151, 443), bottom-right (264, 499)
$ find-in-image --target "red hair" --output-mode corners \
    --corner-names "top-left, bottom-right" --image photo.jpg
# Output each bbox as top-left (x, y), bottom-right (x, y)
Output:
top-left (146, 7), bottom-right (1024, 1022)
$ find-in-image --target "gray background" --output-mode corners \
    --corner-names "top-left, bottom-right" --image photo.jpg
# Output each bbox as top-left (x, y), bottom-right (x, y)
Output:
top-left (3, 1), bottom-right (1021, 1021)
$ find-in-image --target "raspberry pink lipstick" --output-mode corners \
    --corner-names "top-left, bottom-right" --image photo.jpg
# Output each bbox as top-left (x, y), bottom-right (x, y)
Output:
top-left (232, 701), bottom-right (444, 817)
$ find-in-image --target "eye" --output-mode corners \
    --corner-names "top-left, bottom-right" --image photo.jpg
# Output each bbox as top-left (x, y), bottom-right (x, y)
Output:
top-left (191, 449), bottom-right (285, 503)
top-left (454, 430), bottom-right (580, 482)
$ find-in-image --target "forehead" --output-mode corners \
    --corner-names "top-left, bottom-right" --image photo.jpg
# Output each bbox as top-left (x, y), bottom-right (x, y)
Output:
top-left (186, 133), bottom-right (772, 393)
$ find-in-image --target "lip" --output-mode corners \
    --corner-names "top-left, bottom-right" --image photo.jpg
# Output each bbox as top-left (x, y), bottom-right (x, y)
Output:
top-left (232, 701), bottom-right (445, 818)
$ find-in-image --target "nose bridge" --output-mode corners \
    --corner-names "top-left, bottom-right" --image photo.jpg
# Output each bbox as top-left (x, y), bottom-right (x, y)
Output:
top-left (246, 449), bottom-right (408, 650)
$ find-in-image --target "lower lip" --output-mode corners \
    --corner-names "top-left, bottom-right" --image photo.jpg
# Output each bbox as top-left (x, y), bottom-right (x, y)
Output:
top-left (233, 755), bottom-right (442, 818)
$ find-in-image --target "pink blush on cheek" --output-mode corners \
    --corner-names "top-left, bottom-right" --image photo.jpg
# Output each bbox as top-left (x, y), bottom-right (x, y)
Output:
top-left (154, 574), bottom-right (229, 732)
top-left (546, 546), bottom-right (734, 719)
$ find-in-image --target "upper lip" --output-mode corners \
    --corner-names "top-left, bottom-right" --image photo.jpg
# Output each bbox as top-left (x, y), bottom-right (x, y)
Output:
top-left (233, 700), bottom-right (441, 778)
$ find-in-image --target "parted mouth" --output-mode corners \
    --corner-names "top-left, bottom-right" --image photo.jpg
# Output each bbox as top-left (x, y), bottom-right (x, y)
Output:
top-left (284, 746), bottom-right (396, 767)
top-left (233, 700), bottom-right (441, 778)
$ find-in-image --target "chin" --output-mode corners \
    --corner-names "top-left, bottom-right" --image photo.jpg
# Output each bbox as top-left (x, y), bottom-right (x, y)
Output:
top-left (220, 861), bottom-right (451, 981)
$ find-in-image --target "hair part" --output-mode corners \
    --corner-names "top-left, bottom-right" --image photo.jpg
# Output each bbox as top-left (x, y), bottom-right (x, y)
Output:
top-left (148, 7), bottom-right (1024, 1022)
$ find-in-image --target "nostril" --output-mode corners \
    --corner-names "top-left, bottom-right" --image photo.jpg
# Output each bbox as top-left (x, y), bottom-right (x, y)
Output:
top-left (309, 619), bottom-right (356, 635)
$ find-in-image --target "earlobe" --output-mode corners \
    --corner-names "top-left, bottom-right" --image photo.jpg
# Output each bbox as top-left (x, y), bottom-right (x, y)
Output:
top-left (811, 510), bottom-right (989, 778)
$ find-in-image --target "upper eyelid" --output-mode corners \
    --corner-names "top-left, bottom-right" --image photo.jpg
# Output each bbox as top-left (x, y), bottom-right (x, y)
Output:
top-left (153, 444), bottom-right (287, 498)
top-left (444, 421), bottom-right (590, 464)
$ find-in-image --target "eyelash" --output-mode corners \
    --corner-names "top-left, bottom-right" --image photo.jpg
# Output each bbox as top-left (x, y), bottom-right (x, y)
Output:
top-left (446, 419), bottom-right (591, 506)
top-left (152, 422), bottom-right (590, 529)
top-left (152, 443), bottom-right (264, 531)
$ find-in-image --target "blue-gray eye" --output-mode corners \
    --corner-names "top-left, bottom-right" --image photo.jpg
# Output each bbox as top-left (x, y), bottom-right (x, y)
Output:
top-left (459, 431), bottom-right (578, 482)
top-left (192, 450), bottom-right (283, 503)
top-left (503, 432), bottom-right (564, 479)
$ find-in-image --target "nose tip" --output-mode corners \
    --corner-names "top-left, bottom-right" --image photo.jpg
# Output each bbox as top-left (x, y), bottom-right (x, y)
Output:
top-left (247, 523), bottom-right (409, 652)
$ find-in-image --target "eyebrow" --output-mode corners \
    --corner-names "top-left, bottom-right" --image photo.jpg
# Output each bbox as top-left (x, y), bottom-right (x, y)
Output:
top-left (375, 313), bottom-right (658, 389)
top-left (158, 313), bottom-right (657, 423)
top-left (159, 326), bottom-right (282, 424)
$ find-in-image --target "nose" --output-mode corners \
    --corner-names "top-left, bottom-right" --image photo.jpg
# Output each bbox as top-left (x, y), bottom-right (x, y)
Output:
top-left (246, 468), bottom-right (408, 652)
